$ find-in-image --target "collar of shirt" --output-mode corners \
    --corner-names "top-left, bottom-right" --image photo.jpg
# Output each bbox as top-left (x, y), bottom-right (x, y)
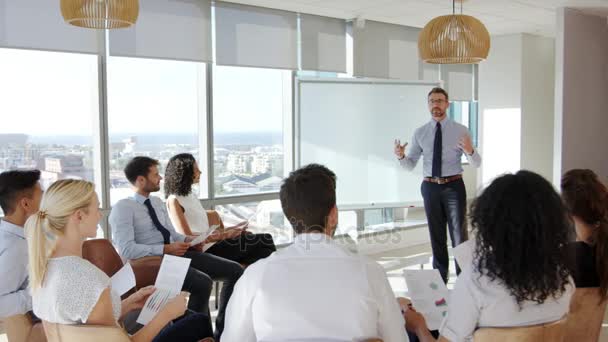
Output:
top-left (290, 232), bottom-right (352, 258)
top-left (428, 116), bottom-right (450, 128)
top-left (132, 192), bottom-right (150, 204)
top-left (294, 232), bottom-right (332, 245)
top-left (0, 219), bottom-right (25, 239)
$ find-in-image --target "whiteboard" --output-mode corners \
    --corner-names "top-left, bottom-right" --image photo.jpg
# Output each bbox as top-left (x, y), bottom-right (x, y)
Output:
top-left (297, 78), bottom-right (440, 208)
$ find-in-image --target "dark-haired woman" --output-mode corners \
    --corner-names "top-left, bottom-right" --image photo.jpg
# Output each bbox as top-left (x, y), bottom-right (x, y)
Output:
top-left (164, 153), bottom-right (276, 266)
top-left (405, 171), bottom-right (574, 342)
top-left (561, 169), bottom-right (608, 299)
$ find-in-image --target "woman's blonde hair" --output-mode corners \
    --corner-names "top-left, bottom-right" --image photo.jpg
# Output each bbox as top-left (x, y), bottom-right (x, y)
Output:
top-left (25, 179), bottom-right (96, 291)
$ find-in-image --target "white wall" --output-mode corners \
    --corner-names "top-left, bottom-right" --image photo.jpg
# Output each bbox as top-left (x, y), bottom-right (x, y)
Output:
top-left (554, 8), bottom-right (608, 184)
top-left (479, 35), bottom-right (522, 185)
top-left (521, 34), bottom-right (555, 181)
top-left (479, 33), bottom-right (556, 185)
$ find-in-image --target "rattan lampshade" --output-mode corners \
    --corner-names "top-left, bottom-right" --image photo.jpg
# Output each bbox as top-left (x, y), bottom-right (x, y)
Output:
top-left (418, 13), bottom-right (490, 64)
top-left (61, 0), bottom-right (139, 29)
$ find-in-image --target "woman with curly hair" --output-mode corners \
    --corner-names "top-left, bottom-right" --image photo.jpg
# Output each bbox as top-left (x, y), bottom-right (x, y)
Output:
top-left (164, 153), bottom-right (276, 266)
top-left (405, 171), bottom-right (574, 342)
top-left (561, 169), bottom-right (608, 299)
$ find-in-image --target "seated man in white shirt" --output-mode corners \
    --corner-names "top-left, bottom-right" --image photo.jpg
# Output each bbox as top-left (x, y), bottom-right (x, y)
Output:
top-left (223, 164), bottom-right (408, 342)
top-left (0, 170), bottom-right (43, 319)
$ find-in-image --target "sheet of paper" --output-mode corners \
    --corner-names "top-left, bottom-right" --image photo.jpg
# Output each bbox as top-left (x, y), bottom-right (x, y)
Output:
top-left (452, 238), bottom-right (475, 269)
top-left (189, 224), bottom-right (220, 246)
top-left (136, 255), bottom-right (191, 325)
top-left (110, 263), bottom-right (136, 297)
top-left (154, 255), bottom-right (191, 292)
top-left (135, 288), bottom-right (174, 325)
top-left (403, 269), bottom-right (450, 330)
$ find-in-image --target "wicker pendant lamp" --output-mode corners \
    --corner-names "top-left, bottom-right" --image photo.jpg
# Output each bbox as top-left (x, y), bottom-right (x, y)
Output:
top-left (418, 0), bottom-right (490, 64)
top-left (61, 0), bottom-right (139, 29)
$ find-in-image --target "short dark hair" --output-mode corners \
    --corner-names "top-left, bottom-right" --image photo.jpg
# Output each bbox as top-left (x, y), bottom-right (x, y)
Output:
top-left (124, 156), bottom-right (160, 185)
top-left (0, 170), bottom-right (41, 214)
top-left (428, 87), bottom-right (449, 101)
top-left (471, 170), bottom-right (571, 305)
top-left (164, 153), bottom-right (197, 198)
top-left (280, 164), bottom-right (337, 234)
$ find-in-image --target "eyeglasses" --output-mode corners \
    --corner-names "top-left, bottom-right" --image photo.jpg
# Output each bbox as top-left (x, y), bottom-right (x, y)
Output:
top-left (428, 99), bottom-right (447, 105)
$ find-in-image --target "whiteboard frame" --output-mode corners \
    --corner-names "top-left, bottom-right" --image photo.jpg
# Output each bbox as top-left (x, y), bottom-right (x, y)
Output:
top-left (295, 77), bottom-right (442, 210)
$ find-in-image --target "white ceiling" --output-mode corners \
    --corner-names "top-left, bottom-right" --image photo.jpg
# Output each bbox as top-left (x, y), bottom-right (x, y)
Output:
top-left (220, 0), bottom-right (608, 36)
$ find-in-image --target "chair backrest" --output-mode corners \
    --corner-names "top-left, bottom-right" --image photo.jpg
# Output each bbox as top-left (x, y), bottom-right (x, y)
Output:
top-left (4, 314), bottom-right (46, 342)
top-left (82, 239), bottom-right (124, 277)
top-left (564, 287), bottom-right (608, 342)
top-left (83, 238), bottom-right (163, 290)
top-left (129, 255), bottom-right (163, 288)
top-left (43, 321), bottom-right (130, 342)
top-left (473, 317), bottom-right (567, 342)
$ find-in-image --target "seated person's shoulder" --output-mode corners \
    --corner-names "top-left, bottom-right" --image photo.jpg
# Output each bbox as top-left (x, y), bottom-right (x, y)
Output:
top-left (0, 232), bottom-right (27, 256)
top-left (150, 195), bottom-right (166, 206)
top-left (41, 258), bottom-right (112, 323)
top-left (356, 255), bottom-right (390, 278)
top-left (55, 258), bottom-right (109, 285)
top-left (44, 258), bottom-right (110, 307)
top-left (112, 197), bottom-right (136, 210)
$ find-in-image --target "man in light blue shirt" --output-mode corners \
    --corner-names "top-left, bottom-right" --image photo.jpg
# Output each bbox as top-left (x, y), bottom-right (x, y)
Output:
top-left (0, 170), bottom-right (42, 319)
top-left (110, 156), bottom-right (243, 340)
top-left (394, 87), bottom-right (481, 283)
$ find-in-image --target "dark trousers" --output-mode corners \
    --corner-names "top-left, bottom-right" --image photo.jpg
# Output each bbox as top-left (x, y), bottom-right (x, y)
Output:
top-left (152, 312), bottom-right (213, 342)
top-left (181, 251), bottom-right (244, 341)
top-left (421, 178), bottom-right (468, 283)
top-left (206, 233), bottom-right (276, 266)
top-left (124, 309), bottom-right (212, 341)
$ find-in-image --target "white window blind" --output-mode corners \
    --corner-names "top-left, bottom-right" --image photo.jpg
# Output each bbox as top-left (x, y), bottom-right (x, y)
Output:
top-left (109, 0), bottom-right (212, 62)
top-left (353, 20), bottom-right (422, 80)
top-left (215, 2), bottom-right (297, 70)
top-left (300, 14), bottom-right (346, 73)
top-left (0, 0), bottom-right (100, 54)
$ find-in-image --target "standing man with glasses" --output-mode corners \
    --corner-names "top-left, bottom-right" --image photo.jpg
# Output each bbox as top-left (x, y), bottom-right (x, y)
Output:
top-left (394, 87), bottom-right (481, 283)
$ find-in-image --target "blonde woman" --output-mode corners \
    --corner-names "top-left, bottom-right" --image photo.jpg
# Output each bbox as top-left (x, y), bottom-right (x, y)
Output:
top-left (25, 179), bottom-right (213, 342)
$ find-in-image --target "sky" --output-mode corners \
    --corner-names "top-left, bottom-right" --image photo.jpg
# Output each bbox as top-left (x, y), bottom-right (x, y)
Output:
top-left (0, 48), bottom-right (286, 137)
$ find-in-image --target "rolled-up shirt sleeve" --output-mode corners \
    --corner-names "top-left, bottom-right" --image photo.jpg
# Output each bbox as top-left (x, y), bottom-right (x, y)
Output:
top-left (465, 149), bottom-right (482, 168)
top-left (0, 246), bottom-right (31, 317)
top-left (110, 203), bottom-right (164, 259)
top-left (399, 132), bottom-right (422, 171)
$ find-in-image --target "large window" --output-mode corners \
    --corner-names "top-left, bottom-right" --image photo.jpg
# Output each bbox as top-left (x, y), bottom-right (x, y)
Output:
top-left (107, 57), bottom-right (207, 205)
top-left (212, 66), bottom-right (290, 197)
top-left (481, 108), bottom-right (521, 186)
top-left (0, 48), bottom-right (100, 209)
top-left (449, 101), bottom-right (479, 147)
top-left (214, 199), bottom-right (292, 244)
